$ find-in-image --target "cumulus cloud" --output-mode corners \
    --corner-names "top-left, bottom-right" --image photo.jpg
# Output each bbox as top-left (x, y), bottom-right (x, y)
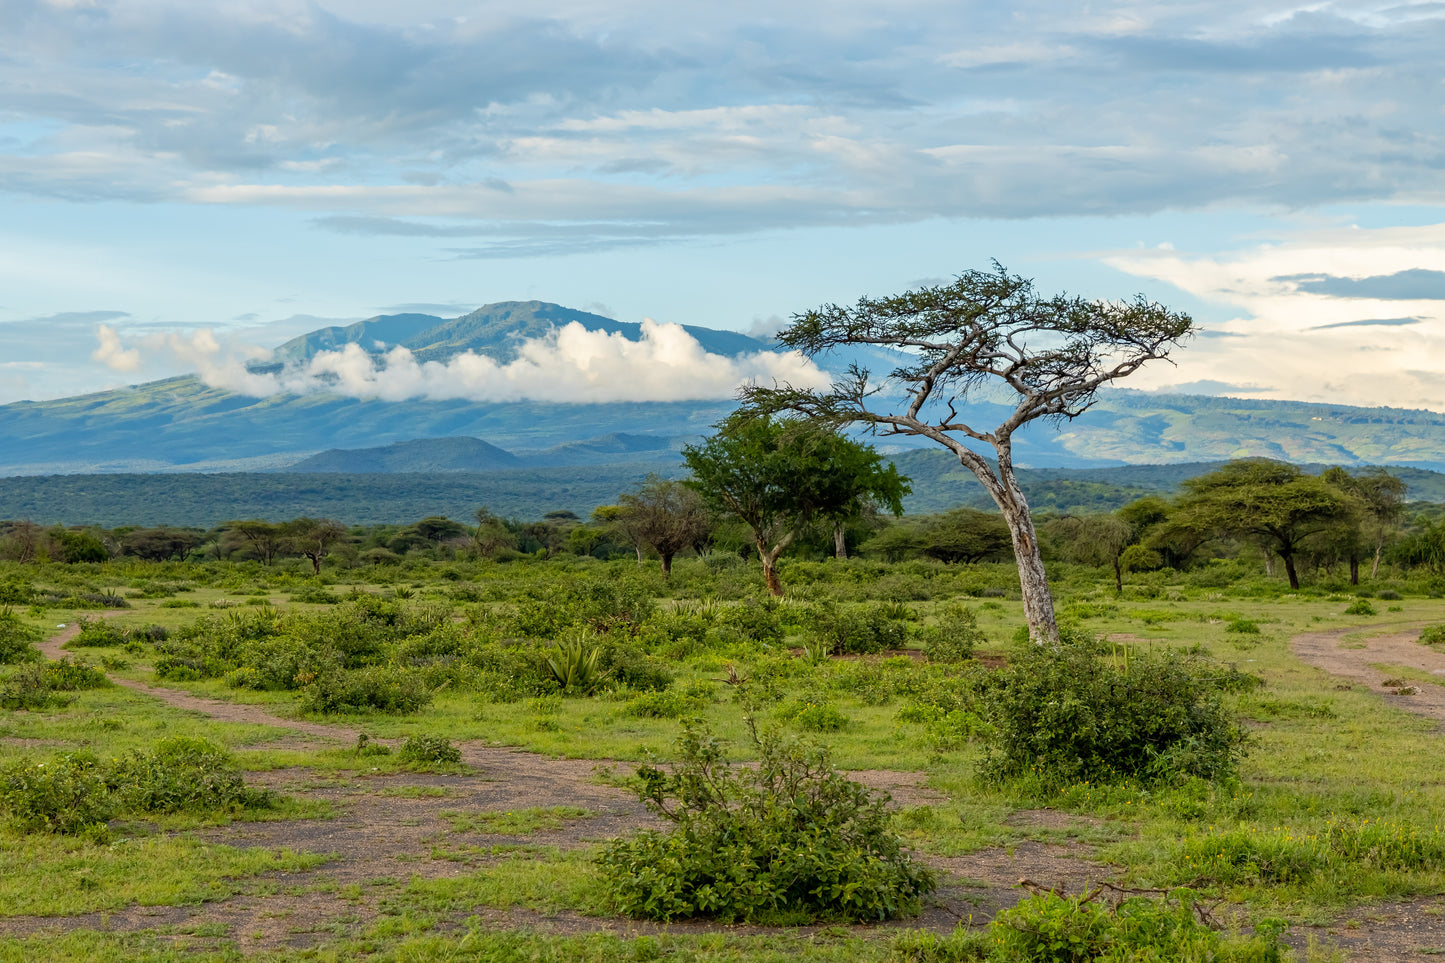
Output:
top-left (91, 323), bottom-right (141, 371)
top-left (93, 318), bottom-right (831, 404)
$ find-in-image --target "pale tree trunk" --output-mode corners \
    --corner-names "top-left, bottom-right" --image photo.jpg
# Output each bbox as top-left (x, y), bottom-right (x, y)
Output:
top-left (981, 440), bottom-right (1059, 645)
top-left (1372, 539), bottom-right (1385, 580)
top-left (834, 522), bottom-right (848, 560)
top-left (635, 544), bottom-right (644, 565)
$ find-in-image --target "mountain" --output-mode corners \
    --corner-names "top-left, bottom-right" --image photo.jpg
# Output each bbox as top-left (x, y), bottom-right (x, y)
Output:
top-left (289, 436), bottom-right (521, 473)
top-left (4, 299), bottom-right (1445, 477)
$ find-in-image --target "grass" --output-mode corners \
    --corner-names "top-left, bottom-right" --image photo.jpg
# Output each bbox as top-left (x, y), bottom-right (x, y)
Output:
top-left (440, 806), bottom-right (594, 835)
top-left (6, 557), bottom-right (1445, 959)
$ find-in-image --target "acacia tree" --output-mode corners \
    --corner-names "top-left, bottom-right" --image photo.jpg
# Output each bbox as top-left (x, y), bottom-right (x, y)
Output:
top-left (285, 517), bottom-right (349, 575)
top-left (683, 415), bottom-right (908, 595)
top-left (741, 264), bottom-right (1194, 642)
top-left (1320, 467), bottom-right (1407, 582)
top-left (1173, 460), bottom-right (1357, 590)
top-left (616, 475), bottom-right (713, 577)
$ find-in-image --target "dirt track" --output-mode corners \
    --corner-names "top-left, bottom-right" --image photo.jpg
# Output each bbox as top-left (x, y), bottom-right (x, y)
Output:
top-left (1290, 620), bottom-right (1445, 724)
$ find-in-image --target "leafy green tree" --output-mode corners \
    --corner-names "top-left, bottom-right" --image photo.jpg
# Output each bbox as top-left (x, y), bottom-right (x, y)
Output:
top-left (616, 475), bottom-right (714, 577)
top-left (225, 519), bottom-right (285, 565)
top-left (1320, 467), bottom-right (1407, 583)
top-left (683, 415), bottom-right (908, 595)
top-left (48, 527), bottom-right (109, 564)
top-left (741, 264), bottom-right (1194, 642)
top-left (1172, 460), bottom-right (1358, 590)
top-left (472, 507), bottom-right (518, 559)
top-left (122, 526), bottom-right (205, 562)
top-left (284, 517), bottom-right (349, 575)
top-left (1043, 514), bottom-right (1133, 592)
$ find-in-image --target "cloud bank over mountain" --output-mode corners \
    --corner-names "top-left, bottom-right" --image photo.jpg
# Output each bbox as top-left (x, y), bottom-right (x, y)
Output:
top-left (93, 318), bottom-right (830, 404)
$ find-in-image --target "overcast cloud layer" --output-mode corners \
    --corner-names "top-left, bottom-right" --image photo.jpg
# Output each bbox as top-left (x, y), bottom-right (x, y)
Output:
top-left (1, 0), bottom-right (1444, 407)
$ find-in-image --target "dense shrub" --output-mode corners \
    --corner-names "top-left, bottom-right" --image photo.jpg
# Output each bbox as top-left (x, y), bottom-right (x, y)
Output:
top-left (920, 604), bottom-right (984, 663)
top-left (1344, 599), bottom-right (1376, 616)
top-left (990, 890), bottom-right (1285, 963)
top-left (108, 737), bottom-right (271, 814)
top-left (0, 608), bottom-right (42, 664)
top-left (299, 665), bottom-right (432, 714)
top-left (625, 687), bottom-right (710, 719)
top-left (715, 599), bottom-right (784, 645)
top-left (0, 739), bottom-right (272, 839)
top-left (398, 734), bottom-right (462, 766)
top-left (598, 722), bottom-right (934, 923)
top-left (981, 642), bottom-right (1250, 786)
top-left (69, 617), bottom-right (129, 647)
top-left (806, 602), bottom-right (908, 656)
top-left (1420, 624), bottom-right (1445, 647)
top-left (0, 752), bottom-right (113, 836)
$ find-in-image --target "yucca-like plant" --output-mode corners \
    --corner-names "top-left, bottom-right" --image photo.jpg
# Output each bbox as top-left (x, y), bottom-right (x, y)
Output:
top-left (545, 636), bottom-right (606, 694)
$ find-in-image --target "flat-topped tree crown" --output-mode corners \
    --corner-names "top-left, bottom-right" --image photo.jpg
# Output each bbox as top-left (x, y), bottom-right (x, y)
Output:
top-left (742, 263), bottom-right (1196, 644)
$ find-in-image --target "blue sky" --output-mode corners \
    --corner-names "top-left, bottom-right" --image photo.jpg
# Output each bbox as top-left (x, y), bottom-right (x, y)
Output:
top-left (1, 0), bottom-right (1443, 409)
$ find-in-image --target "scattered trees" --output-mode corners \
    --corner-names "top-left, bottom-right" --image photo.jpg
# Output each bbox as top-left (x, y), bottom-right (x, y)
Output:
top-left (741, 263), bottom-right (1195, 642)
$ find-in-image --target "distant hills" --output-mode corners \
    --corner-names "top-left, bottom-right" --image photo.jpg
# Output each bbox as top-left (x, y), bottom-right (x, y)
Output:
top-left (4, 299), bottom-right (1445, 480)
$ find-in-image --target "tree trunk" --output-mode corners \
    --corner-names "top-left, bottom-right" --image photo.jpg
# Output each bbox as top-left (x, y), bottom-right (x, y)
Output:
top-left (1349, 556), bottom-right (1360, 586)
top-left (1112, 556), bottom-right (1123, 594)
top-left (1372, 541), bottom-right (1384, 580)
top-left (834, 522), bottom-right (848, 560)
top-left (661, 552), bottom-right (674, 578)
top-left (755, 536), bottom-right (787, 597)
top-left (310, 554), bottom-right (322, 575)
top-left (1282, 552), bottom-right (1301, 590)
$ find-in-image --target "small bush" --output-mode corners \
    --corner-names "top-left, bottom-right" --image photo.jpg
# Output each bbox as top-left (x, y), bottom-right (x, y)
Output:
top-left (982, 642), bottom-right (1249, 786)
top-left (1344, 599), bottom-right (1376, 616)
top-left (921, 604), bottom-right (984, 663)
top-left (0, 752), bottom-right (113, 837)
top-left (597, 722), bottom-right (934, 923)
top-left (300, 666), bottom-right (432, 714)
top-left (398, 734), bottom-right (462, 766)
top-left (1377, 589), bottom-right (1403, 601)
top-left (0, 608), bottom-right (43, 664)
top-left (807, 602), bottom-right (908, 656)
top-left (1420, 624), bottom-right (1445, 647)
top-left (70, 617), bottom-right (129, 647)
top-left (625, 688), bottom-right (709, 719)
top-left (108, 737), bottom-right (271, 814)
top-left (43, 656), bottom-right (111, 690)
top-left (1226, 618), bottom-right (1260, 634)
top-left (991, 889), bottom-right (1285, 963)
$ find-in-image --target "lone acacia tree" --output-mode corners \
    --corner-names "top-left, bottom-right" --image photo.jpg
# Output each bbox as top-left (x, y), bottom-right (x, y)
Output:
top-left (616, 475), bottom-right (713, 578)
top-left (741, 264), bottom-right (1195, 643)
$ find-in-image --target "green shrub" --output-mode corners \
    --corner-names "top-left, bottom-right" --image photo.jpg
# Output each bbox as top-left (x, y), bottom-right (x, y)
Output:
top-left (1420, 624), bottom-right (1445, 647)
top-left (716, 600), bottom-right (784, 645)
top-left (990, 890), bottom-right (1285, 963)
top-left (596, 641), bottom-right (673, 692)
top-left (0, 575), bottom-right (36, 606)
top-left (1344, 599), bottom-right (1376, 616)
top-left (784, 700), bottom-right (849, 732)
top-left (0, 608), bottom-right (42, 664)
top-left (1226, 618), bottom-right (1260, 634)
top-left (921, 604), bottom-right (984, 663)
top-left (807, 602), bottom-right (908, 656)
top-left (108, 737), bottom-right (271, 814)
top-left (290, 585), bottom-right (341, 604)
top-left (299, 666), bottom-right (432, 714)
top-left (1377, 589), bottom-right (1403, 601)
top-left (0, 663), bottom-right (69, 710)
top-left (0, 752), bottom-right (113, 837)
top-left (43, 656), bottom-right (111, 690)
top-left (70, 617), bottom-right (129, 647)
top-left (981, 643), bottom-right (1249, 786)
top-left (597, 722), bottom-right (934, 923)
top-left (544, 639), bottom-right (606, 694)
top-left (398, 734), bottom-right (462, 766)
top-left (625, 688), bottom-right (709, 719)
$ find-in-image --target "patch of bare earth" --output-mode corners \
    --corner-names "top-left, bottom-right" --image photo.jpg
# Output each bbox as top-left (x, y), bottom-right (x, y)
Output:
top-left (1291, 621), bottom-right (1445, 725)
top-left (0, 623), bottom-right (1122, 953)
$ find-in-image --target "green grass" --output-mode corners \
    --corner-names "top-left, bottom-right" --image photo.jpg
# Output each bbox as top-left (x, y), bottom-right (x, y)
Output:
top-left (0, 835), bottom-right (328, 916)
top-left (440, 806), bottom-right (594, 835)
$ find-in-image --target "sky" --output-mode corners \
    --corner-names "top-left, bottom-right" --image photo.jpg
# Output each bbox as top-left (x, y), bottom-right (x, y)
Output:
top-left (1, 0), bottom-right (1443, 409)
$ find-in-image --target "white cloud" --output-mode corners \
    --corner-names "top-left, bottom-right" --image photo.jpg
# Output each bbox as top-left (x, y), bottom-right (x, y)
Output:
top-left (94, 318), bottom-right (832, 404)
top-left (91, 323), bottom-right (142, 371)
top-left (1102, 221), bottom-right (1445, 410)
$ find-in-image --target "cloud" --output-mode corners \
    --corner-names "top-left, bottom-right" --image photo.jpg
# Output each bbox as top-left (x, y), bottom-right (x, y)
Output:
top-left (1275, 270), bottom-right (1445, 300)
top-left (91, 323), bottom-right (141, 371)
top-left (3, 0), bottom-right (1445, 242)
top-left (1309, 316), bottom-right (1422, 330)
top-left (93, 318), bottom-right (831, 404)
top-left (16, 309), bottom-right (130, 325)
